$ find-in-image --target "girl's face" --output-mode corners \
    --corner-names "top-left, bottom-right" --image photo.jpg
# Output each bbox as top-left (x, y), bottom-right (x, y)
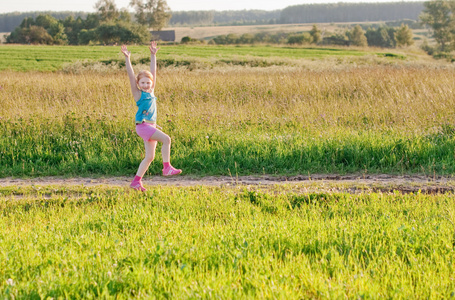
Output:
top-left (138, 77), bottom-right (153, 92)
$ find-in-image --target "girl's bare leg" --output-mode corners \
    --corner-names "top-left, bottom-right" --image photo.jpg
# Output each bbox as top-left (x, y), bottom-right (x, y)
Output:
top-left (149, 129), bottom-right (182, 175)
top-left (149, 129), bottom-right (171, 163)
top-left (136, 140), bottom-right (157, 177)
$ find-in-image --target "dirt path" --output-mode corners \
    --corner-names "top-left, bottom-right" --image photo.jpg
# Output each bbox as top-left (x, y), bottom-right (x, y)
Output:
top-left (2, 174), bottom-right (455, 194)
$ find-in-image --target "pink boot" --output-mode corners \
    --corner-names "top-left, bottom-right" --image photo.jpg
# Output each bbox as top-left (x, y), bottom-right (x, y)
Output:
top-left (130, 179), bottom-right (146, 191)
top-left (162, 165), bottom-right (182, 176)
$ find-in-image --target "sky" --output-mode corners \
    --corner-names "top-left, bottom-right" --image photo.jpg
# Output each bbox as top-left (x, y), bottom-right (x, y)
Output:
top-left (0, 0), bottom-right (425, 14)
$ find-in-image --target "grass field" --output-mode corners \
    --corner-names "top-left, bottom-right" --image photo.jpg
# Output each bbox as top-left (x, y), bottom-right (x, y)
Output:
top-left (1, 44), bottom-right (455, 298)
top-left (0, 44), bottom-right (390, 72)
top-left (1, 49), bottom-right (454, 177)
top-left (1, 185), bottom-right (455, 298)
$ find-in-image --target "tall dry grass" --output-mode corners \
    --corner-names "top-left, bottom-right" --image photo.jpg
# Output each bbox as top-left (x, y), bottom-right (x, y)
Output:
top-left (3, 65), bottom-right (454, 131)
top-left (1, 63), bottom-right (455, 176)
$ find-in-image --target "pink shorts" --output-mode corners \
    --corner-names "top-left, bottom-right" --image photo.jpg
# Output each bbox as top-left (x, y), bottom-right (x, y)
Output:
top-left (136, 123), bottom-right (157, 141)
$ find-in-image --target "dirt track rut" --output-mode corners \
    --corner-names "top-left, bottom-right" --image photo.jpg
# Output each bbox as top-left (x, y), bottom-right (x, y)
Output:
top-left (2, 174), bottom-right (455, 194)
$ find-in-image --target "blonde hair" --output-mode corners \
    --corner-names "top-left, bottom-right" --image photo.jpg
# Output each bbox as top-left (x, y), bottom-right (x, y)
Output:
top-left (136, 70), bottom-right (154, 84)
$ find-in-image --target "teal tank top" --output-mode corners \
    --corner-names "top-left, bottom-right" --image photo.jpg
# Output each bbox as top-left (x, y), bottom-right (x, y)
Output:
top-left (135, 91), bottom-right (157, 124)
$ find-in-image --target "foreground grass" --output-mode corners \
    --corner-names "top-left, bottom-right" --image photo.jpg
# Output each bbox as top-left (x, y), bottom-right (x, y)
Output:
top-left (1, 185), bottom-right (454, 298)
top-left (1, 64), bottom-right (455, 177)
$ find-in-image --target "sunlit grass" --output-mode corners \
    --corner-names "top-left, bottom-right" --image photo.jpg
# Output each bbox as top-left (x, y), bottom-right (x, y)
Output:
top-left (1, 185), bottom-right (454, 298)
top-left (1, 64), bottom-right (455, 177)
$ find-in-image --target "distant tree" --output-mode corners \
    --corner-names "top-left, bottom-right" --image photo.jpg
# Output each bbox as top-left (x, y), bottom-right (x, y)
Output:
top-left (322, 33), bottom-right (350, 46)
top-left (6, 14), bottom-right (67, 44)
top-left (420, 0), bottom-right (454, 52)
top-left (211, 10), bottom-right (279, 25)
top-left (309, 24), bottom-right (322, 44)
top-left (239, 33), bottom-right (255, 44)
top-left (26, 26), bottom-right (53, 44)
top-left (48, 22), bottom-right (68, 44)
top-left (420, 38), bottom-right (436, 54)
top-left (6, 27), bottom-right (27, 43)
top-left (95, 22), bottom-right (149, 44)
top-left (287, 33), bottom-right (313, 45)
top-left (365, 26), bottom-right (396, 48)
top-left (0, 12), bottom-right (89, 33)
top-left (78, 29), bottom-right (98, 45)
top-left (170, 11), bottom-right (214, 26)
top-left (95, 0), bottom-right (120, 23)
top-left (84, 13), bottom-right (101, 29)
top-left (180, 36), bottom-right (192, 43)
top-left (61, 13), bottom-right (103, 45)
top-left (33, 15), bottom-right (68, 44)
top-left (212, 35), bottom-right (227, 44)
top-left (130, 0), bottom-right (172, 31)
top-left (119, 9), bottom-right (134, 23)
top-left (252, 32), bottom-right (270, 43)
top-left (180, 36), bottom-right (203, 44)
top-left (225, 33), bottom-right (239, 44)
top-left (348, 25), bottom-right (368, 46)
top-left (17, 17), bottom-right (35, 29)
top-left (89, 1), bottom-right (148, 45)
top-left (63, 16), bottom-right (85, 45)
top-left (395, 24), bottom-right (414, 46)
top-left (35, 14), bottom-right (58, 29)
top-left (268, 32), bottom-right (288, 44)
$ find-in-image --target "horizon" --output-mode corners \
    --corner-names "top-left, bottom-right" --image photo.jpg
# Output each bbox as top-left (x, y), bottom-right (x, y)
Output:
top-left (0, 0), bottom-right (425, 14)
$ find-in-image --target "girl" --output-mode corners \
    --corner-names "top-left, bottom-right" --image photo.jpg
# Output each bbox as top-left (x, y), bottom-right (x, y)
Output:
top-left (121, 42), bottom-right (182, 192)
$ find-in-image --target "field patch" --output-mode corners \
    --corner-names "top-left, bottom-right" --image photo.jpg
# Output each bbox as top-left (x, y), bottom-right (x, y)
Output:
top-left (1, 44), bottom-right (379, 72)
top-left (1, 185), bottom-right (455, 298)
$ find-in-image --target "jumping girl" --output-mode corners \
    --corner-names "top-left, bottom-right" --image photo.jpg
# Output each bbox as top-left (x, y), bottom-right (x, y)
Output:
top-left (121, 42), bottom-right (182, 191)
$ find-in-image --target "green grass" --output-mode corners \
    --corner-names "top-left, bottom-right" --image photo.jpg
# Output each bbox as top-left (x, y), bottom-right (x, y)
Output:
top-left (2, 116), bottom-right (455, 177)
top-left (1, 185), bottom-right (455, 298)
top-left (0, 44), bottom-right (371, 72)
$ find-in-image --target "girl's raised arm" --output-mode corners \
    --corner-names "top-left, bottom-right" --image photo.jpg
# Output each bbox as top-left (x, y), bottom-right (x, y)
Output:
top-left (149, 41), bottom-right (159, 90)
top-left (121, 45), bottom-right (141, 100)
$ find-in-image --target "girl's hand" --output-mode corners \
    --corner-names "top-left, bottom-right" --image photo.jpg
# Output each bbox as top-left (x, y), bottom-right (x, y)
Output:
top-left (149, 41), bottom-right (159, 55)
top-left (121, 45), bottom-right (131, 58)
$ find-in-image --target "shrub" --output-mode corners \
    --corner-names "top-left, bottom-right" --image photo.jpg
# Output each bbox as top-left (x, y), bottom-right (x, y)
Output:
top-left (395, 24), bottom-right (414, 47)
top-left (287, 33), bottom-right (313, 45)
top-left (181, 36), bottom-right (192, 43)
top-left (348, 25), bottom-right (368, 47)
top-left (365, 26), bottom-right (397, 48)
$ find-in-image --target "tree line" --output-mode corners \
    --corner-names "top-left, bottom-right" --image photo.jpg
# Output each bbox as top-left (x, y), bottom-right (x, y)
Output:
top-left (168, 10), bottom-right (281, 26)
top-left (206, 23), bottom-right (415, 48)
top-left (280, 2), bottom-right (424, 24)
top-left (0, 1), bottom-right (425, 32)
top-left (0, 11), bottom-right (87, 32)
top-left (5, 0), bottom-right (171, 45)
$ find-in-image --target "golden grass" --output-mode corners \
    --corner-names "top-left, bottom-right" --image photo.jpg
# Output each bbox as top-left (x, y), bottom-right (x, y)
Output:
top-left (2, 61), bottom-right (454, 134)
